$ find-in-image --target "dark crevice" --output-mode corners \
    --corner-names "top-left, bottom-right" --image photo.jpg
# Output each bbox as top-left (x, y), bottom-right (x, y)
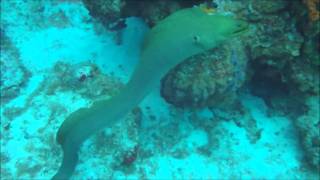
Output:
top-left (248, 61), bottom-right (306, 117)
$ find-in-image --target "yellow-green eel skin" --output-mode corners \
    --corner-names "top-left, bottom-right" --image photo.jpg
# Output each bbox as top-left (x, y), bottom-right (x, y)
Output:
top-left (52, 6), bottom-right (248, 179)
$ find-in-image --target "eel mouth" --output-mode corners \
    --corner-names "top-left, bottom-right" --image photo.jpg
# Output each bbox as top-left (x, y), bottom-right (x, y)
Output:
top-left (232, 21), bottom-right (249, 35)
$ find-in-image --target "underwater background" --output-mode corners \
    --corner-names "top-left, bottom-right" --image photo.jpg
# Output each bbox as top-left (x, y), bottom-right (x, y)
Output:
top-left (0, 0), bottom-right (319, 179)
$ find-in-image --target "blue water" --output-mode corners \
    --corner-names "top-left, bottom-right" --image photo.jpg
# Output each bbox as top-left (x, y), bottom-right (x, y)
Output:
top-left (1, 0), bottom-right (319, 179)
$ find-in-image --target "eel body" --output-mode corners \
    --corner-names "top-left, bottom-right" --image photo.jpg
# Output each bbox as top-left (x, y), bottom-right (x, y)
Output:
top-left (53, 6), bottom-right (248, 179)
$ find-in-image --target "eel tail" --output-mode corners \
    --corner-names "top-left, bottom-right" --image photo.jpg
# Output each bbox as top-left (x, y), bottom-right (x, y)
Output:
top-left (52, 143), bottom-right (79, 180)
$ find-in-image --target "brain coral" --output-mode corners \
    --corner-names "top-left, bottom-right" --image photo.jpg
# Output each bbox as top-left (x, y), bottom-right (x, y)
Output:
top-left (161, 42), bottom-right (248, 108)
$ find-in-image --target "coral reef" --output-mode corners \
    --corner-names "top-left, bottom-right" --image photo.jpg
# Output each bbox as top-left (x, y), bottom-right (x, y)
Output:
top-left (294, 97), bottom-right (320, 170)
top-left (121, 0), bottom-right (182, 27)
top-left (211, 104), bottom-right (262, 144)
top-left (161, 42), bottom-right (247, 108)
top-left (82, 0), bottom-right (125, 29)
top-left (303, 0), bottom-right (320, 21)
top-left (1, 0), bottom-right (319, 178)
top-left (0, 30), bottom-right (31, 104)
top-left (289, 59), bottom-right (319, 94)
top-left (81, 0), bottom-right (319, 171)
top-left (250, 0), bottom-right (289, 14)
top-left (141, 0), bottom-right (319, 171)
top-left (45, 61), bottom-right (124, 99)
top-left (82, 0), bottom-right (206, 28)
top-left (243, 0), bottom-right (318, 112)
top-left (244, 0), bottom-right (320, 170)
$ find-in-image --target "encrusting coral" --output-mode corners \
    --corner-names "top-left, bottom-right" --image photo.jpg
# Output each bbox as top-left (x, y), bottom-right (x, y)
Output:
top-left (303, 0), bottom-right (320, 21)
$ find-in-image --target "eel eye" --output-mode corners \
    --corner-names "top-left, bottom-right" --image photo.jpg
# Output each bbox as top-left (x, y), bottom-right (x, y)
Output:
top-left (193, 35), bottom-right (200, 42)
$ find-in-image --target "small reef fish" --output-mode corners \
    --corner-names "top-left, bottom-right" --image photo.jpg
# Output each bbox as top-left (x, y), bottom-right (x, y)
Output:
top-left (52, 6), bottom-right (248, 179)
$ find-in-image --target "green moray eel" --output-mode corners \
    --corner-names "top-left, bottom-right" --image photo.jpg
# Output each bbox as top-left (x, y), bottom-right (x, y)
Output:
top-left (52, 6), bottom-right (248, 179)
